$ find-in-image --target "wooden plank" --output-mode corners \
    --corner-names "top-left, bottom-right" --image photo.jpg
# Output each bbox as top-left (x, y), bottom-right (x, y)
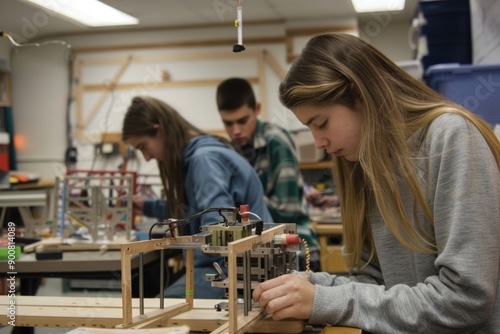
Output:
top-left (121, 236), bottom-right (198, 255)
top-left (82, 77), bottom-right (259, 92)
top-left (80, 50), bottom-right (264, 66)
top-left (312, 223), bottom-right (343, 237)
top-left (118, 304), bottom-right (191, 329)
top-left (0, 296), bottom-right (217, 309)
top-left (82, 56), bottom-right (132, 129)
top-left (72, 37), bottom-right (285, 54)
top-left (3, 307), bottom-right (124, 328)
top-left (263, 50), bottom-right (286, 80)
top-left (210, 310), bottom-right (265, 334)
top-left (168, 309), bottom-right (304, 334)
top-left (227, 224), bottom-right (288, 332)
top-left (0, 297), bottom-right (304, 333)
top-left (298, 161), bottom-right (331, 170)
top-left (286, 25), bottom-right (358, 37)
top-left (227, 238), bottom-right (239, 332)
top-left (119, 237), bottom-right (203, 327)
top-left (311, 222), bottom-right (347, 273)
top-left (23, 236), bottom-right (134, 253)
top-left (74, 60), bottom-right (84, 139)
top-left (0, 296), bottom-right (359, 333)
top-left (67, 326), bottom-right (190, 334)
top-left (321, 326), bottom-right (363, 334)
top-left (250, 315), bottom-right (305, 334)
top-left (121, 244), bottom-right (133, 324)
top-left (185, 248), bottom-right (194, 307)
top-left (13, 178), bottom-right (55, 190)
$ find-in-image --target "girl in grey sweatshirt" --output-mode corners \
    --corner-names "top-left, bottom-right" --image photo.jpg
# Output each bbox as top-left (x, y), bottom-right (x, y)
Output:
top-left (253, 33), bottom-right (500, 334)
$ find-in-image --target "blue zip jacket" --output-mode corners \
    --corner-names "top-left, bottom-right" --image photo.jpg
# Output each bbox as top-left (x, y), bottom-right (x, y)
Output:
top-left (143, 135), bottom-right (272, 298)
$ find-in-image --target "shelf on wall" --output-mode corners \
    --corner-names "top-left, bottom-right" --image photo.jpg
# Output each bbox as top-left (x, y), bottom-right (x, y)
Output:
top-left (298, 161), bottom-right (331, 170)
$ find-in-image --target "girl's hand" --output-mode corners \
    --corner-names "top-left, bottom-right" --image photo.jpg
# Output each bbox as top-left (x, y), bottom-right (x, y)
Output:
top-left (252, 274), bottom-right (315, 320)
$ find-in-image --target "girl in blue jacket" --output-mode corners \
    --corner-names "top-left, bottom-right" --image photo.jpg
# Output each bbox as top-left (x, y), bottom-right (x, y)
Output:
top-left (122, 96), bottom-right (272, 299)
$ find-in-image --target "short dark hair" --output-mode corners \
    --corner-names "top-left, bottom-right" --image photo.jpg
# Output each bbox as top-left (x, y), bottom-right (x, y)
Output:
top-left (216, 77), bottom-right (256, 111)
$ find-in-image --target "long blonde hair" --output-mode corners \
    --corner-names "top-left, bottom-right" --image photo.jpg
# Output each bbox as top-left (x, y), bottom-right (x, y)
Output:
top-left (279, 33), bottom-right (500, 269)
top-left (122, 96), bottom-right (228, 219)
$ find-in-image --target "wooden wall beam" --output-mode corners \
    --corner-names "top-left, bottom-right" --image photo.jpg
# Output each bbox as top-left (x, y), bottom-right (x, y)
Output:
top-left (263, 50), bottom-right (287, 80)
top-left (258, 53), bottom-right (267, 120)
top-left (44, 19), bottom-right (284, 39)
top-left (82, 77), bottom-right (259, 92)
top-left (73, 37), bottom-right (284, 54)
top-left (82, 56), bottom-right (132, 131)
top-left (286, 24), bottom-right (358, 37)
top-left (80, 50), bottom-right (264, 66)
top-left (73, 61), bottom-right (84, 139)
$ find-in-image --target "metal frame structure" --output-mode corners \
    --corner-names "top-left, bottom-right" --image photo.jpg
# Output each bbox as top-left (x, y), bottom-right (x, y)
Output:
top-left (54, 170), bottom-right (137, 242)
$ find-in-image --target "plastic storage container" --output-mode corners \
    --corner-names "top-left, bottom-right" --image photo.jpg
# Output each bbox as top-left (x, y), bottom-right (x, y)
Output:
top-left (0, 132), bottom-right (9, 171)
top-left (418, 0), bottom-right (472, 70)
top-left (425, 63), bottom-right (500, 126)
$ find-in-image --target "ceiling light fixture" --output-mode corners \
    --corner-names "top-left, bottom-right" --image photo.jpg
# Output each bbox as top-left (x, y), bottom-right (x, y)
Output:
top-left (21, 0), bottom-right (139, 27)
top-left (351, 0), bottom-right (406, 13)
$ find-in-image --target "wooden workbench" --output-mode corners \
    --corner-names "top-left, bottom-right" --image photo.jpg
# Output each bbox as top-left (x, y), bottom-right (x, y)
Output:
top-left (0, 179), bottom-right (55, 237)
top-left (311, 219), bottom-right (348, 273)
top-left (0, 296), bottom-right (361, 333)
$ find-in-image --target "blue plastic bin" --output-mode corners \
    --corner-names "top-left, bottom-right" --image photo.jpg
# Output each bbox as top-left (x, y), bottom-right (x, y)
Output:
top-left (418, 0), bottom-right (472, 70)
top-left (425, 63), bottom-right (500, 126)
top-left (419, 0), bottom-right (471, 39)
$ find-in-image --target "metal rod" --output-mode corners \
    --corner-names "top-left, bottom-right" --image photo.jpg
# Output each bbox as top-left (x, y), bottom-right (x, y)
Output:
top-left (213, 261), bottom-right (228, 280)
top-left (160, 249), bottom-right (165, 309)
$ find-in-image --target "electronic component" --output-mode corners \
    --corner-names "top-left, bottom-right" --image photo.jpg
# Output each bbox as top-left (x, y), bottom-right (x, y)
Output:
top-left (121, 208), bottom-right (305, 332)
top-left (147, 205), bottom-right (303, 317)
top-left (191, 205), bottom-right (300, 315)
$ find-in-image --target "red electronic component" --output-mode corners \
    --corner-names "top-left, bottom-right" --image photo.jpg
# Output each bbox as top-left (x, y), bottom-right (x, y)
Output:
top-left (274, 234), bottom-right (301, 245)
top-left (240, 204), bottom-right (249, 222)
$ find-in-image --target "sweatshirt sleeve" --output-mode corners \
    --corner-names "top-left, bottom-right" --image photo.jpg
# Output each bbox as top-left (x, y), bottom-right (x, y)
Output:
top-left (307, 115), bottom-right (500, 333)
top-left (142, 199), bottom-right (167, 220)
top-left (184, 152), bottom-right (242, 229)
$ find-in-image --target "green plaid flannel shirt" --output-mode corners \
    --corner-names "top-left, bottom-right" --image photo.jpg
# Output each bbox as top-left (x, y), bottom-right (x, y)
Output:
top-left (235, 120), bottom-right (319, 251)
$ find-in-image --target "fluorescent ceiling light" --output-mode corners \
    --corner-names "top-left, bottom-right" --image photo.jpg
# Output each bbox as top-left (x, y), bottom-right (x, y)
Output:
top-left (22, 0), bottom-right (139, 27)
top-left (351, 0), bottom-right (405, 13)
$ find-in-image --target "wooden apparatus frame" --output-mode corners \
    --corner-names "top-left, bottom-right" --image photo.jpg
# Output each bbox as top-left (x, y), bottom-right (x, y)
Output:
top-left (120, 224), bottom-right (290, 333)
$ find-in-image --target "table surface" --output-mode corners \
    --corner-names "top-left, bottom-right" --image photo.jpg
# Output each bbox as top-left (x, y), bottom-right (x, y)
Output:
top-left (0, 249), bottom-right (159, 275)
top-left (311, 221), bottom-right (343, 237)
top-left (0, 296), bottom-right (362, 333)
top-left (11, 179), bottom-right (55, 190)
top-left (0, 188), bottom-right (50, 207)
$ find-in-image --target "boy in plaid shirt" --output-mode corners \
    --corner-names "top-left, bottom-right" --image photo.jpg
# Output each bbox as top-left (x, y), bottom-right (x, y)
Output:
top-left (216, 78), bottom-right (320, 272)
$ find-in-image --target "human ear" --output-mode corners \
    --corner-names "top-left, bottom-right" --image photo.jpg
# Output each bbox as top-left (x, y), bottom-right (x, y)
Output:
top-left (255, 103), bottom-right (261, 116)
